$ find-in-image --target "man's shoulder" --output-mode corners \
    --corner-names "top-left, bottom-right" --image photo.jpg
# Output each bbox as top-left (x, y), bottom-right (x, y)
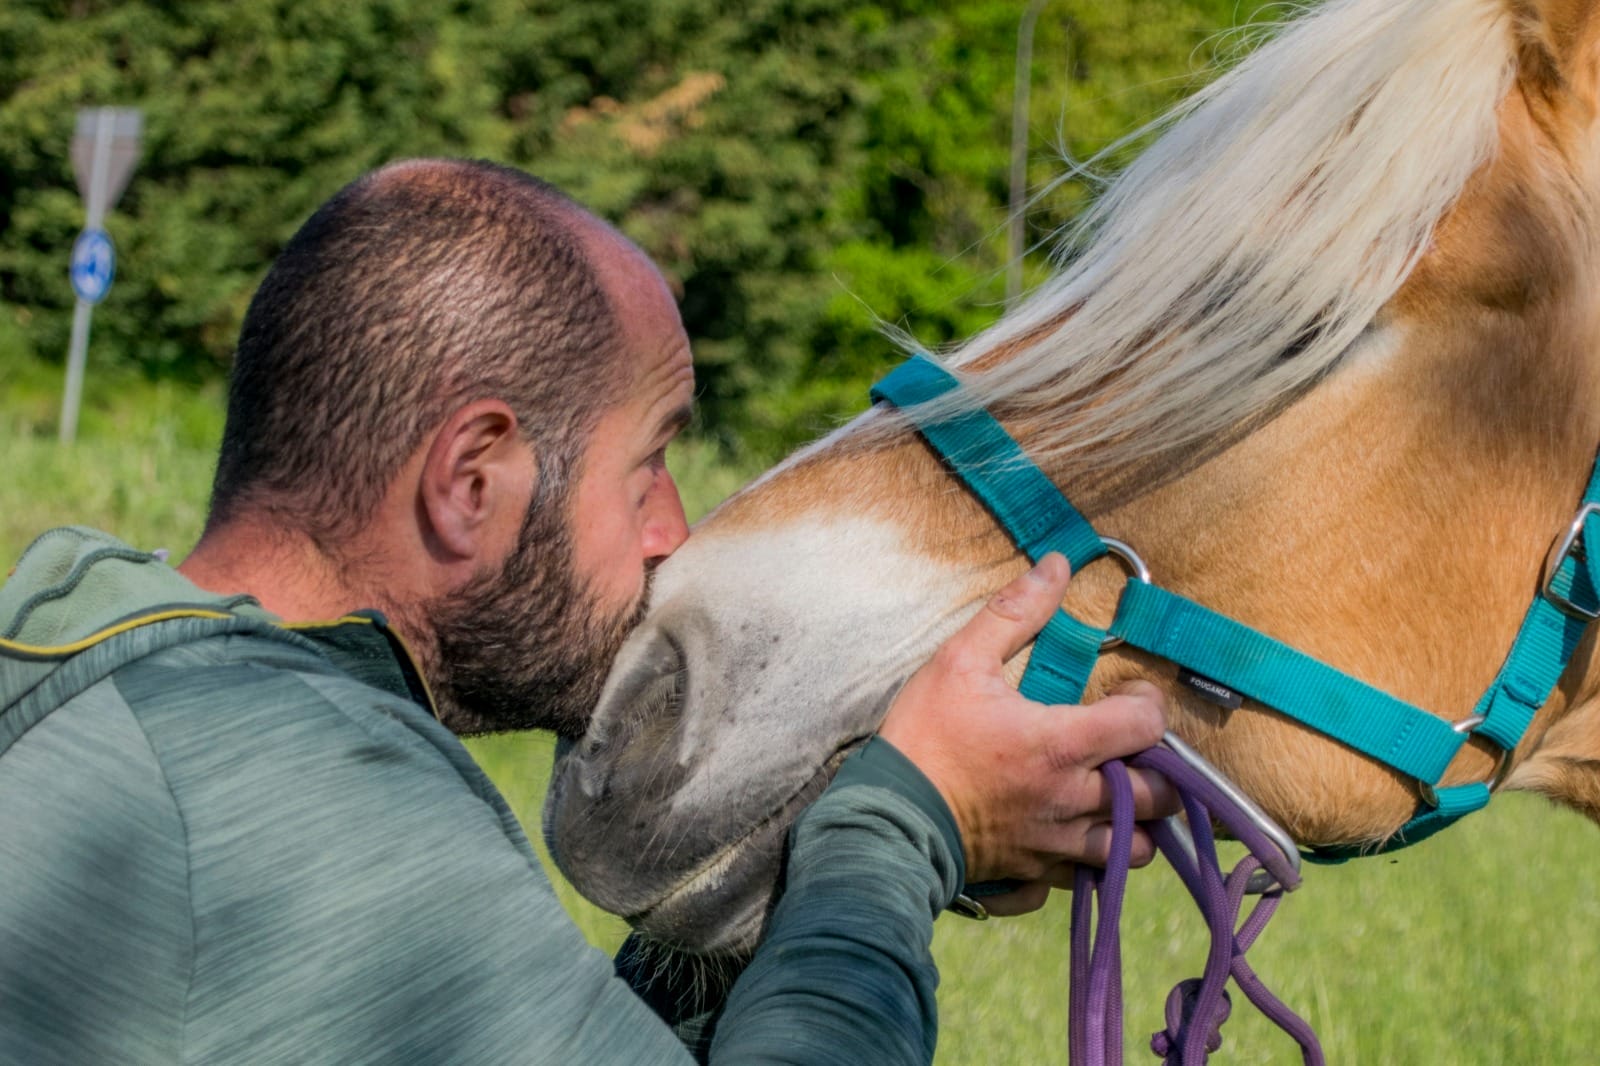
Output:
top-left (118, 622), bottom-right (418, 725)
top-left (112, 628), bottom-right (494, 811)
top-left (5, 615), bottom-right (513, 848)
top-left (24, 622), bottom-right (549, 917)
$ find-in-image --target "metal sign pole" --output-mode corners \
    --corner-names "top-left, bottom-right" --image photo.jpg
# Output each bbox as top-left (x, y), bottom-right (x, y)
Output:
top-left (59, 114), bottom-right (116, 444)
top-left (60, 301), bottom-right (96, 445)
top-left (60, 107), bottom-right (140, 445)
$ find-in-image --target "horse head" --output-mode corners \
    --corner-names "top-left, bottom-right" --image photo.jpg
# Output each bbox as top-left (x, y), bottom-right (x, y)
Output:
top-left (545, 0), bottom-right (1600, 955)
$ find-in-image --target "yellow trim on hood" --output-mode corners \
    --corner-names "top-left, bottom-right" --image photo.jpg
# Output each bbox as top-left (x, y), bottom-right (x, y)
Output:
top-left (2, 608), bottom-right (442, 723)
top-left (0, 608), bottom-right (236, 658)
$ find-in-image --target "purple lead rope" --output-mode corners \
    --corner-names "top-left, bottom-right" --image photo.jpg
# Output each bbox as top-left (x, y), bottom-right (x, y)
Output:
top-left (1067, 749), bottom-right (1325, 1065)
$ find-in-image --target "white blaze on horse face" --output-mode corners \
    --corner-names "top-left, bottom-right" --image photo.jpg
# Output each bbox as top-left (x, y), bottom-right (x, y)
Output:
top-left (657, 514), bottom-right (977, 777)
top-left (545, 511), bottom-right (980, 952)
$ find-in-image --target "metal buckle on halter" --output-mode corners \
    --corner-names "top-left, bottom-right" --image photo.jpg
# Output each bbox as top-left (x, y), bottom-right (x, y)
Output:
top-left (1542, 502), bottom-right (1600, 622)
top-left (1416, 714), bottom-right (1513, 808)
top-left (1097, 537), bottom-right (1151, 652)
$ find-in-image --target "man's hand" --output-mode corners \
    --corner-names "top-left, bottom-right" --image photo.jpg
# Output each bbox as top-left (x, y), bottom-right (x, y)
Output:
top-left (879, 552), bottom-right (1179, 916)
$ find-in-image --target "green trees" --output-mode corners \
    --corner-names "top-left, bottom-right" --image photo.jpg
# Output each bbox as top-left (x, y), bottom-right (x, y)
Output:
top-left (1, 0), bottom-right (1269, 461)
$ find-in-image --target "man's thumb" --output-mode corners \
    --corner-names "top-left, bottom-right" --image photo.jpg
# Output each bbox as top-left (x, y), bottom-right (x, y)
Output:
top-left (956, 553), bottom-right (1072, 666)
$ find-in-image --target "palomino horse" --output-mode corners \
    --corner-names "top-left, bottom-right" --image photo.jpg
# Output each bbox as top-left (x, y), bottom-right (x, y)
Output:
top-left (546, 0), bottom-right (1600, 959)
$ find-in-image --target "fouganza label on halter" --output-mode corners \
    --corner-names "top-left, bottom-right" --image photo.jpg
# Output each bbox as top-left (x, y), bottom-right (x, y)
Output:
top-left (1177, 667), bottom-right (1244, 710)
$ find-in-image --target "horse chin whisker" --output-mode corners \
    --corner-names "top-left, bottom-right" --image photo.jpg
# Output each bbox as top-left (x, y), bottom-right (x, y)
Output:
top-left (627, 736), bottom-right (869, 929)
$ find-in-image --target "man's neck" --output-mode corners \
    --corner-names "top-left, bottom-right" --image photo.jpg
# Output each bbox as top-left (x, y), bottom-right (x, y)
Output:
top-left (180, 516), bottom-right (452, 723)
top-left (181, 518), bottom-right (397, 627)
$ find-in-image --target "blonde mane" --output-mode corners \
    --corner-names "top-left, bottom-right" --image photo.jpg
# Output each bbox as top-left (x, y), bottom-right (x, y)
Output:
top-left (857, 0), bottom-right (1517, 473)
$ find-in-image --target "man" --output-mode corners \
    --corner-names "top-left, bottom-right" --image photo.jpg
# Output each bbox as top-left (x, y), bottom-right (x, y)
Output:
top-left (0, 159), bottom-right (1174, 1062)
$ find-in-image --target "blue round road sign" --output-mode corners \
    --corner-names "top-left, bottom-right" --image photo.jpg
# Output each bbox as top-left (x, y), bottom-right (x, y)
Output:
top-left (70, 228), bottom-right (116, 305)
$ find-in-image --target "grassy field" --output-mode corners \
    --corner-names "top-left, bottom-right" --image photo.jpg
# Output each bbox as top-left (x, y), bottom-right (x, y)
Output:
top-left (5, 359), bottom-right (1600, 1062)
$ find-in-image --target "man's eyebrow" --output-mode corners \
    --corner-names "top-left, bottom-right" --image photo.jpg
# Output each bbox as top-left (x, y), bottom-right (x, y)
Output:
top-left (657, 403), bottom-right (693, 439)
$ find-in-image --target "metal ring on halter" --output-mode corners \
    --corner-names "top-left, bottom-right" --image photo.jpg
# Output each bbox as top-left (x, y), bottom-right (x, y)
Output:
top-left (1097, 537), bottom-right (1152, 652)
top-left (1416, 714), bottom-right (1514, 808)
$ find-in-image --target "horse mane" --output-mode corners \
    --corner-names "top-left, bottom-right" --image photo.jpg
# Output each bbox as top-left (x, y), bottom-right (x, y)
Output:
top-left (852, 0), bottom-right (1518, 474)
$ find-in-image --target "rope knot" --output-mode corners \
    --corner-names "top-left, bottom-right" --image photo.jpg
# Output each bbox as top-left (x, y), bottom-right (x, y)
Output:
top-left (1150, 979), bottom-right (1230, 1062)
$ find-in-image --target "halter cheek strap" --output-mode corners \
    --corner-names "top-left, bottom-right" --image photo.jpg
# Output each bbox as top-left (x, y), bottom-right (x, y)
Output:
top-left (871, 353), bottom-right (1600, 858)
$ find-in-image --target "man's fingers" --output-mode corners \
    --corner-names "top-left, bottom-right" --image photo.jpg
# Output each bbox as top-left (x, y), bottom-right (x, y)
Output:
top-left (952, 553), bottom-right (1072, 667)
top-left (1043, 860), bottom-right (1078, 889)
top-left (1034, 819), bottom-right (1159, 870)
top-left (979, 879), bottom-right (1052, 918)
top-left (1127, 767), bottom-right (1181, 821)
top-left (887, 582), bottom-right (1185, 887)
top-left (1087, 824), bottom-right (1157, 868)
top-left (1043, 682), bottom-right (1168, 769)
top-left (1072, 765), bottom-right (1181, 822)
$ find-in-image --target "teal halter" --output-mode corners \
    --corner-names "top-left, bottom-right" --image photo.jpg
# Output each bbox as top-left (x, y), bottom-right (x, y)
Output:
top-left (872, 353), bottom-right (1600, 860)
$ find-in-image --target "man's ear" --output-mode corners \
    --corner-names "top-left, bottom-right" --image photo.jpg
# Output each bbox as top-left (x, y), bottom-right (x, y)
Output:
top-left (417, 399), bottom-right (533, 563)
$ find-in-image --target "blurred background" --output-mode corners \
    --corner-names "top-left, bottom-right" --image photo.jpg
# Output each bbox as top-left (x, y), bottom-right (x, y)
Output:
top-left (5, 1), bottom-right (1599, 1061)
top-left (1, 0), bottom-right (1261, 473)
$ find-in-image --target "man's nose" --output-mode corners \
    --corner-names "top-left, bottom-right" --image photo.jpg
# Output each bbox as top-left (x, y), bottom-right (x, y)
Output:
top-left (642, 477), bottom-right (690, 562)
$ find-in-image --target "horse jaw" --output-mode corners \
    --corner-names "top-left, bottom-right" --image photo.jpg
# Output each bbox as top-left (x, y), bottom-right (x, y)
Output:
top-left (543, 510), bottom-right (986, 954)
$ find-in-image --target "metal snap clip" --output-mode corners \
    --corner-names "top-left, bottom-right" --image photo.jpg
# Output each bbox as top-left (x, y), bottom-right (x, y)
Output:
top-left (947, 893), bottom-right (991, 921)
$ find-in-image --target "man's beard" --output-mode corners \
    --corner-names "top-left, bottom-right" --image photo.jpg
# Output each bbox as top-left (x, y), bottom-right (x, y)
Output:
top-left (425, 501), bottom-right (651, 738)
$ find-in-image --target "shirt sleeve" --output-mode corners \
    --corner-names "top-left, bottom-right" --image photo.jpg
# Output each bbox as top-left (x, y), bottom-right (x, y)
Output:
top-left (708, 738), bottom-right (965, 1065)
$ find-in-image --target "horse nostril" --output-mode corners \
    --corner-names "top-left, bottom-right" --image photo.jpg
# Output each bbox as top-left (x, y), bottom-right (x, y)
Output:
top-left (588, 625), bottom-right (689, 750)
top-left (641, 655), bottom-right (686, 717)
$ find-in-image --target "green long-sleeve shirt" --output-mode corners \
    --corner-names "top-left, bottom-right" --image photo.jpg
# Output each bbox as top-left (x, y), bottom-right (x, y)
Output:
top-left (0, 527), bottom-right (964, 1064)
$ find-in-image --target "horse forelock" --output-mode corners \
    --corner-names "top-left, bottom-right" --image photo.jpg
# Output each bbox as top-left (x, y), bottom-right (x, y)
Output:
top-left (842, 0), bottom-right (1525, 477)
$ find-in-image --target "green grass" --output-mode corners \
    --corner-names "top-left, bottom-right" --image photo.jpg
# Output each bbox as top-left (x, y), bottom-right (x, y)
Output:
top-left (473, 730), bottom-right (1600, 1063)
top-left (1, 355), bottom-right (224, 562)
top-left (6, 360), bottom-right (1600, 1062)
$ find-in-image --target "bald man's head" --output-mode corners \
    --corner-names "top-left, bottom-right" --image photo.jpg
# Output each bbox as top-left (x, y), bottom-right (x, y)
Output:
top-left (209, 159), bottom-right (625, 547)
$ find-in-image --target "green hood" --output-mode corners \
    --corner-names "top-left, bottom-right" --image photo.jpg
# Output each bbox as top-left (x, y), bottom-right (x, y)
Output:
top-left (0, 526), bottom-right (268, 712)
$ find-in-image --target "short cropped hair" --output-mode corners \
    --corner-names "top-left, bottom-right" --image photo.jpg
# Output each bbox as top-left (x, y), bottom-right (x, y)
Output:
top-left (208, 159), bottom-right (623, 547)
